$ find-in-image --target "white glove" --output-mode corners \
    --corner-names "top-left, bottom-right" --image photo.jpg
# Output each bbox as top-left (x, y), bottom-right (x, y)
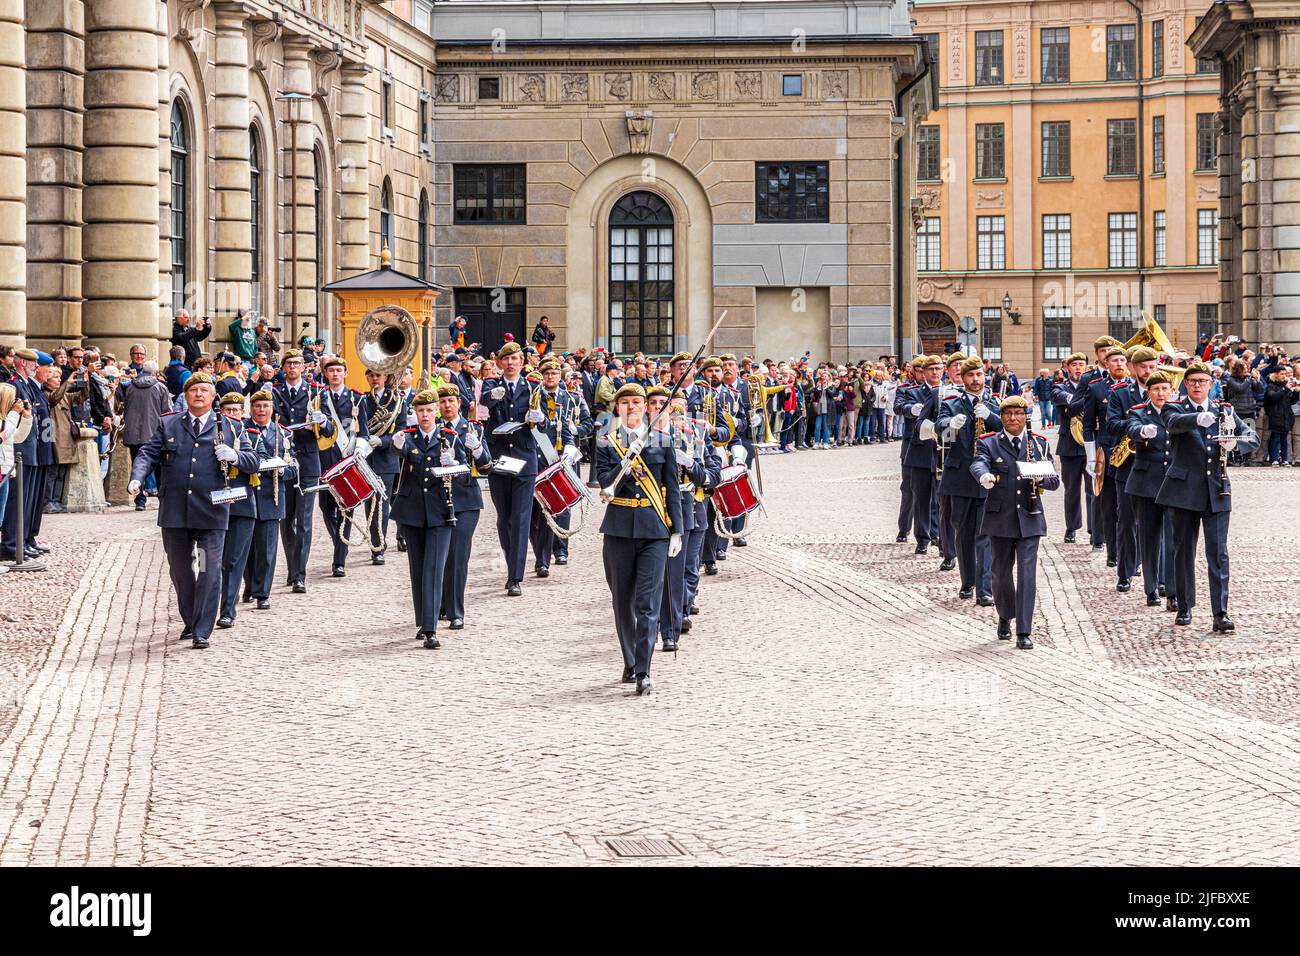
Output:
top-left (732, 445), bottom-right (748, 465)
top-left (668, 533), bottom-right (682, 558)
top-left (1220, 438), bottom-right (1238, 453)
top-left (440, 451), bottom-right (456, 467)
top-left (214, 442), bottom-right (238, 464)
top-left (490, 386), bottom-right (506, 400)
top-left (1221, 411), bottom-right (1235, 431)
top-left (628, 438), bottom-right (645, 457)
top-left (563, 445), bottom-right (582, 464)
top-left (525, 408), bottom-right (546, 424)
top-left (405, 412), bottom-right (417, 426)
top-left (1140, 423), bottom-right (1158, 439)
top-left (1196, 411), bottom-right (1215, 428)
top-left (979, 472), bottom-right (995, 490)
top-left (750, 412), bottom-right (763, 429)
top-left (948, 413), bottom-right (968, 431)
top-left (392, 431), bottom-right (406, 451)
top-left (974, 403), bottom-right (991, 420)
top-left (917, 419), bottom-right (936, 442)
top-left (909, 403), bottom-right (923, 417)
top-left (128, 479), bottom-right (142, 497)
top-left (674, 448), bottom-right (695, 468)
top-left (464, 432), bottom-right (481, 451)
top-left (310, 410), bottom-right (327, 425)
top-left (368, 435), bottom-right (381, 448)
top-left (1084, 441), bottom-right (1097, 477)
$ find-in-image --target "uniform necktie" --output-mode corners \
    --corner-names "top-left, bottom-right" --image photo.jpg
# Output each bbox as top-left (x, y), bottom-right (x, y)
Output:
top-left (1012, 436), bottom-right (1022, 457)
top-left (192, 415), bottom-right (201, 437)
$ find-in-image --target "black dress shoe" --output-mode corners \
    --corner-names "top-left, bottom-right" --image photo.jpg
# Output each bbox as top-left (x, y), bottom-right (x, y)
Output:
top-left (292, 581), bottom-right (306, 594)
top-left (635, 674), bottom-right (654, 696)
top-left (256, 598), bottom-right (270, 611)
top-left (535, 566), bottom-right (550, 578)
top-left (216, 616), bottom-right (234, 629)
top-left (1213, 613), bottom-right (1236, 633)
top-left (939, 558), bottom-right (956, 571)
top-left (332, 565), bottom-right (346, 577)
top-left (662, 638), bottom-right (678, 652)
top-left (680, 617), bottom-right (692, 634)
top-left (241, 591), bottom-right (252, 604)
top-left (134, 502), bottom-right (146, 512)
top-left (372, 553), bottom-right (385, 566)
top-left (895, 532), bottom-right (908, 543)
top-left (1175, 609), bottom-right (1192, 626)
top-left (716, 552), bottom-right (727, 561)
top-left (449, 618), bottom-right (464, 630)
top-left (1116, 579), bottom-right (1132, 593)
top-left (396, 539), bottom-right (407, 552)
top-left (734, 538), bottom-right (748, 547)
top-left (1146, 593), bottom-right (1160, 607)
top-left (1064, 532), bottom-right (1077, 544)
top-left (958, 587), bottom-right (974, 600)
top-left (976, 595), bottom-right (995, 607)
top-left (1092, 544), bottom-right (1105, 553)
top-left (688, 604), bottom-right (700, 616)
top-left (1106, 558), bottom-right (1117, 568)
top-left (1165, 596), bottom-right (1177, 613)
top-left (997, 618), bottom-right (1012, 640)
top-left (179, 628), bottom-right (194, 643)
top-left (621, 666), bottom-right (636, 684)
top-left (423, 633), bottom-right (441, 649)
top-left (24, 547), bottom-right (42, 559)
top-left (507, 581), bottom-right (522, 597)
top-left (704, 563), bottom-right (718, 576)
top-left (192, 637), bottom-right (209, 650)
top-left (555, 555), bottom-right (568, 566)
top-left (914, 544), bottom-right (928, 555)
top-left (1016, 634), bottom-right (1034, 650)
top-left (1158, 584), bottom-right (1167, 597)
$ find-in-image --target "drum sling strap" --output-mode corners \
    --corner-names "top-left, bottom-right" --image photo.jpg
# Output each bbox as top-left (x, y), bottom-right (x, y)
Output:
top-left (607, 432), bottom-right (671, 531)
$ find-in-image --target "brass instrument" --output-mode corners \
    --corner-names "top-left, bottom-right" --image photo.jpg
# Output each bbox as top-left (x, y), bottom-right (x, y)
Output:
top-left (355, 302), bottom-right (419, 443)
top-left (1069, 413), bottom-right (1085, 446)
top-left (1092, 444), bottom-right (1106, 496)
top-left (1109, 435), bottom-right (1135, 468)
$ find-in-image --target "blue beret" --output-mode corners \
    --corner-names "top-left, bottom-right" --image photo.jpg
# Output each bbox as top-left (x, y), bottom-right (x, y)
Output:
top-left (36, 351), bottom-right (54, 366)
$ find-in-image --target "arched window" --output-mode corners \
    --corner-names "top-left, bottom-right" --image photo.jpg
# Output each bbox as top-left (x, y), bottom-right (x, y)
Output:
top-left (380, 177), bottom-right (394, 255)
top-left (170, 101), bottom-right (190, 316)
top-left (418, 189), bottom-right (428, 280)
top-left (314, 147), bottom-right (325, 330)
top-left (249, 127), bottom-right (263, 311)
top-left (609, 191), bottom-right (674, 354)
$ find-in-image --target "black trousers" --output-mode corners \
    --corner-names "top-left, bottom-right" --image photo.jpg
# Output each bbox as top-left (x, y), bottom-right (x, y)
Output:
top-left (1132, 494), bottom-right (1173, 601)
top-left (127, 444), bottom-right (158, 506)
top-left (488, 472), bottom-right (535, 582)
top-left (602, 535), bottom-right (668, 676)
top-left (440, 509), bottom-right (478, 622)
top-left (1170, 507), bottom-right (1230, 615)
top-left (937, 491), bottom-right (955, 560)
top-left (248, 517), bottom-right (280, 600)
top-left (219, 515), bottom-right (256, 620)
top-left (949, 494), bottom-right (991, 596)
top-left (280, 481), bottom-right (316, 584)
top-left (659, 538), bottom-right (688, 641)
top-left (318, 486), bottom-right (353, 568)
top-left (1059, 454), bottom-right (1085, 534)
top-left (702, 497), bottom-right (724, 562)
top-left (905, 465), bottom-right (934, 545)
top-left (400, 522), bottom-right (452, 634)
top-left (161, 526), bottom-right (225, 641)
top-left (368, 471), bottom-right (397, 555)
top-left (989, 535), bottom-right (1041, 634)
top-left (1114, 484), bottom-right (1140, 581)
top-left (1097, 470), bottom-right (1119, 559)
top-left (29, 464), bottom-right (49, 538)
top-left (897, 466), bottom-right (913, 536)
top-left (529, 500), bottom-right (555, 570)
top-left (553, 509), bottom-right (571, 559)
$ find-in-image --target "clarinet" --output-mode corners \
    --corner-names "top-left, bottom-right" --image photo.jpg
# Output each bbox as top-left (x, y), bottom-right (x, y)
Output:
top-left (440, 426), bottom-right (458, 526)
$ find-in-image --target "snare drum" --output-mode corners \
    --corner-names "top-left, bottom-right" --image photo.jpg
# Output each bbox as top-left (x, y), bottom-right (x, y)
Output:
top-left (318, 453), bottom-right (384, 510)
top-left (534, 459), bottom-right (586, 518)
top-left (712, 463), bottom-right (760, 520)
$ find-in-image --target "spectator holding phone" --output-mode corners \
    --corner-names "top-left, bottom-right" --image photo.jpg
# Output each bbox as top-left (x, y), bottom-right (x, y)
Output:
top-left (170, 309), bottom-right (211, 367)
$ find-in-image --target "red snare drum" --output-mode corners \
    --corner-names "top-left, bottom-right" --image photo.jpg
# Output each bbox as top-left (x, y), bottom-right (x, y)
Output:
top-left (319, 453), bottom-right (382, 511)
top-left (712, 463), bottom-right (760, 520)
top-left (534, 459), bottom-right (586, 517)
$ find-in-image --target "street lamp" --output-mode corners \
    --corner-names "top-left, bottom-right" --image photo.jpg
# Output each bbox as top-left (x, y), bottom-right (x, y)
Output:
top-left (1002, 291), bottom-right (1022, 326)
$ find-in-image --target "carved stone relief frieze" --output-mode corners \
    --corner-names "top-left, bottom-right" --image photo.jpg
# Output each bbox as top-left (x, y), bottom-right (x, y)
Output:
top-left (562, 73), bottom-right (590, 101)
top-left (649, 72), bottom-right (676, 100)
top-left (520, 73), bottom-right (545, 102)
top-left (692, 71), bottom-right (719, 100)
top-left (823, 70), bottom-right (848, 99)
top-left (434, 74), bottom-right (459, 103)
top-left (735, 71), bottom-right (762, 99)
top-left (975, 189), bottom-right (1005, 208)
top-left (606, 73), bottom-right (632, 100)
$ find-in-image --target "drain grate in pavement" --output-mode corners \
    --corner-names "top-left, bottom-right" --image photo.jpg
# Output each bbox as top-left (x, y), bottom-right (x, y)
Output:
top-left (602, 836), bottom-right (687, 859)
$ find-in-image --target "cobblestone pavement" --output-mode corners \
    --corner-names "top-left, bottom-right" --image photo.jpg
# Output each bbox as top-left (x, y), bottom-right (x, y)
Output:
top-left (3, 439), bottom-right (1300, 865)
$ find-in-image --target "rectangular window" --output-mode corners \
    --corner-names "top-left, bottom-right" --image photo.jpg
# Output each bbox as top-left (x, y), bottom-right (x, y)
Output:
top-left (755, 161), bottom-right (830, 223)
top-left (975, 123), bottom-right (1005, 179)
top-left (1154, 304), bottom-right (1166, 327)
top-left (1195, 18), bottom-right (1217, 73)
top-left (1152, 20), bottom-right (1164, 78)
top-left (975, 31), bottom-right (1004, 86)
top-left (1108, 304), bottom-right (1141, 341)
top-left (418, 92), bottom-right (431, 154)
top-left (1154, 210), bottom-right (1167, 267)
top-left (918, 33), bottom-right (940, 67)
top-left (782, 74), bottom-right (803, 96)
top-left (381, 74), bottom-right (394, 137)
top-left (980, 307), bottom-right (1003, 361)
top-left (1041, 27), bottom-right (1070, 83)
top-left (1108, 212), bottom-right (1138, 268)
top-left (1196, 113), bottom-right (1216, 171)
top-left (917, 216), bottom-right (941, 272)
top-left (1043, 306), bottom-right (1072, 361)
top-left (1042, 214), bottom-right (1072, 270)
top-left (478, 76), bottom-right (500, 100)
top-left (918, 126), bottom-right (941, 181)
top-left (1107, 24), bottom-right (1136, 80)
top-left (1197, 303), bottom-right (1218, 338)
top-left (412, 0), bottom-right (432, 33)
top-left (1152, 115), bottom-right (1165, 174)
top-left (976, 215), bottom-right (1006, 270)
top-left (453, 164), bottom-right (527, 224)
top-left (1107, 119), bottom-right (1137, 175)
top-left (1041, 121), bottom-right (1070, 177)
top-left (1198, 209), bottom-right (1218, 265)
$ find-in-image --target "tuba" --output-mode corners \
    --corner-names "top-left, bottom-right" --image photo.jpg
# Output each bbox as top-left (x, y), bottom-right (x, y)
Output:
top-left (356, 304), bottom-right (419, 378)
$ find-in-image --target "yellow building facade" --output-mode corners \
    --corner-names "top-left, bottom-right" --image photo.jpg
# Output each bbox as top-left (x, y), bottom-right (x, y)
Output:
top-left (912, 0), bottom-right (1221, 373)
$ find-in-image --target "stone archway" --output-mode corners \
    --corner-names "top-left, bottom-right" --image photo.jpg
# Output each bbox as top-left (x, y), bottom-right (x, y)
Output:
top-left (918, 308), bottom-right (957, 356)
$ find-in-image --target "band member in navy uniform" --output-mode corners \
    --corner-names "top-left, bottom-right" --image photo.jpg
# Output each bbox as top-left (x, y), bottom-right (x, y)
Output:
top-left (1123, 371), bottom-right (1177, 610)
top-left (436, 386), bottom-right (492, 630)
top-left (970, 396), bottom-right (1059, 649)
top-left (1053, 352), bottom-right (1089, 543)
top-left (1156, 361), bottom-right (1259, 631)
top-left (316, 356), bottom-right (370, 577)
top-left (272, 348), bottom-right (334, 593)
top-left (597, 383), bottom-right (685, 695)
top-left (897, 355), bottom-right (942, 553)
top-left (528, 357), bottom-right (578, 577)
top-left (128, 373), bottom-right (259, 649)
top-left (1080, 346), bottom-right (1129, 568)
top-left (893, 358), bottom-right (925, 542)
top-left (719, 353), bottom-right (753, 547)
top-left (358, 368), bottom-right (406, 565)
top-left (1068, 335), bottom-right (1123, 552)
top-left (933, 352), bottom-right (966, 569)
top-left (480, 340), bottom-right (544, 596)
top-left (244, 390), bottom-right (296, 611)
top-left (1104, 345), bottom-right (1160, 592)
top-left (214, 393), bottom-right (259, 629)
top-left (933, 356), bottom-right (1000, 604)
top-left (689, 356), bottom-right (735, 575)
top-left (555, 372), bottom-right (595, 566)
top-left (391, 388), bottom-right (459, 648)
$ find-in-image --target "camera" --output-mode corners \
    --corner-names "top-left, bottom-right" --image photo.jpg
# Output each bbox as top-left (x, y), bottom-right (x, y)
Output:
top-left (262, 325), bottom-right (283, 333)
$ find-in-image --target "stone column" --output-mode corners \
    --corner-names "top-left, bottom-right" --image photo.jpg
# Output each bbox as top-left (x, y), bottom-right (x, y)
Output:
top-left (209, 1), bottom-right (251, 329)
top-left (280, 36), bottom-right (316, 342)
top-left (155, 0), bottom-right (170, 350)
top-left (82, 0), bottom-right (160, 357)
top-left (25, 0), bottom-right (83, 350)
top-left (0, 0), bottom-right (26, 347)
top-left (337, 60), bottom-right (370, 278)
top-left (1270, 81), bottom-right (1300, 345)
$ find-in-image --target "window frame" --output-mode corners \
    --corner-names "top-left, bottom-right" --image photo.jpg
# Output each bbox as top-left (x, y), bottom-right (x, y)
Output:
top-left (782, 74), bottom-right (803, 97)
top-left (754, 161), bottom-right (830, 224)
top-left (1040, 27), bottom-right (1070, 84)
top-left (1197, 303), bottom-right (1218, 338)
top-left (1108, 211), bottom-right (1138, 269)
top-left (975, 123), bottom-right (1005, 179)
top-left (980, 306), bottom-right (1003, 362)
top-left (381, 72), bottom-right (395, 141)
top-left (453, 163), bottom-right (528, 225)
top-left (975, 30), bottom-right (1004, 86)
top-left (478, 76), bottom-right (501, 100)
top-left (1154, 209), bottom-right (1167, 267)
top-left (917, 125), bottom-right (941, 182)
top-left (1196, 113), bottom-right (1216, 172)
top-left (917, 216), bottom-right (941, 272)
top-left (1152, 114), bottom-right (1165, 174)
top-left (1108, 304), bottom-right (1141, 341)
top-left (380, 177), bottom-right (394, 252)
top-left (418, 189), bottom-right (429, 281)
top-left (1106, 23), bottom-right (1137, 81)
top-left (169, 100), bottom-right (189, 318)
top-left (1042, 213), bottom-right (1072, 270)
top-left (1043, 305), bottom-right (1072, 361)
top-left (1151, 20), bottom-right (1164, 78)
top-left (1041, 120), bottom-right (1071, 177)
top-left (1107, 118), bottom-right (1137, 176)
top-left (249, 126), bottom-right (262, 313)
top-left (1198, 209), bottom-right (1218, 266)
top-left (976, 215), bottom-right (1006, 271)
top-left (418, 90), bottom-right (432, 155)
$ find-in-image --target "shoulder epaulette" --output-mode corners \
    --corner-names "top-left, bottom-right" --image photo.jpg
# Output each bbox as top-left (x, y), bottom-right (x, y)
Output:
top-left (161, 410), bottom-right (178, 417)
top-left (1110, 380), bottom-right (1128, 390)
top-left (1132, 402), bottom-right (1148, 409)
